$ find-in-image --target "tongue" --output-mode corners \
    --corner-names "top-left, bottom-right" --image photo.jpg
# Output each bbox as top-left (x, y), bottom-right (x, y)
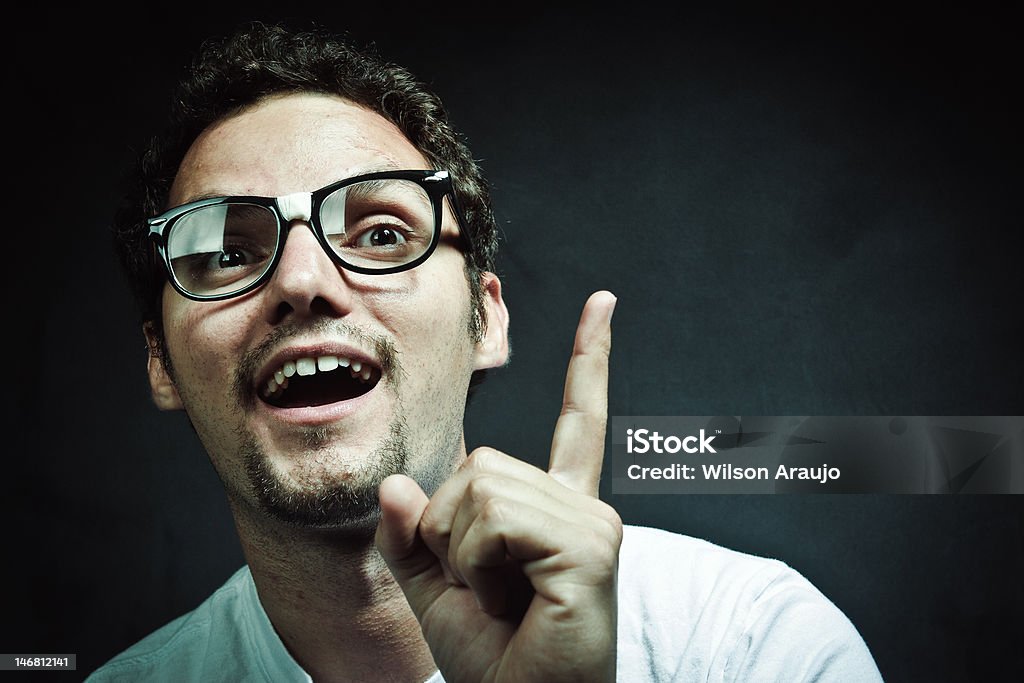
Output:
top-left (268, 370), bottom-right (370, 408)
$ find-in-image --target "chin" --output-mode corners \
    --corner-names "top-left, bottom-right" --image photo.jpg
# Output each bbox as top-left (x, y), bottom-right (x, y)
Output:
top-left (241, 420), bottom-right (410, 531)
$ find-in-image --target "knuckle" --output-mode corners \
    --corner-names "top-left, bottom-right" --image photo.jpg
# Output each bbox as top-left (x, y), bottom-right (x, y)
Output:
top-left (465, 475), bottom-right (500, 506)
top-left (479, 496), bottom-right (511, 525)
top-left (464, 446), bottom-right (504, 473)
top-left (598, 504), bottom-right (624, 543)
top-left (576, 526), bottom-right (620, 577)
top-left (557, 399), bottom-right (585, 417)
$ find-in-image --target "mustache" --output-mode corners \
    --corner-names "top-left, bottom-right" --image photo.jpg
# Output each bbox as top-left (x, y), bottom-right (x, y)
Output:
top-left (232, 318), bottom-right (402, 409)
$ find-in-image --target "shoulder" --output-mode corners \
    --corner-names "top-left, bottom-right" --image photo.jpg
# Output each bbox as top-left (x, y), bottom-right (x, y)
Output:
top-left (619, 524), bottom-right (792, 592)
top-left (86, 566), bottom-right (258, 683)
top-left (616, 525), bottom-right (882, 682)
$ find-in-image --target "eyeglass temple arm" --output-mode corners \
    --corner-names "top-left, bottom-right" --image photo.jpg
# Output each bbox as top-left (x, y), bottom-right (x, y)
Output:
top-left (428, 171), bottom-right (477, 260)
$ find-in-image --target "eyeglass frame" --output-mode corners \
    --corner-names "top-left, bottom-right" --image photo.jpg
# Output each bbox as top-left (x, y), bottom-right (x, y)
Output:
top-left (146, 169), bottom-right (474, 302)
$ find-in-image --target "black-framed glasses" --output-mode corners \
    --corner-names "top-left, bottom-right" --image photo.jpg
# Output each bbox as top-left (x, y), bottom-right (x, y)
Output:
top-left (147, 169), bottom-right (471, 301)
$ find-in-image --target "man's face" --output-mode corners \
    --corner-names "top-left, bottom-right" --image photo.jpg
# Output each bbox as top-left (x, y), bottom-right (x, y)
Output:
top-left (148, 93), bottom-right (507, 531)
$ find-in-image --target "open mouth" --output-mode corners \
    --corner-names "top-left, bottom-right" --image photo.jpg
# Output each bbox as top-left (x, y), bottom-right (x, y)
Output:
top-left (260, 355), bottom-right (381, 408)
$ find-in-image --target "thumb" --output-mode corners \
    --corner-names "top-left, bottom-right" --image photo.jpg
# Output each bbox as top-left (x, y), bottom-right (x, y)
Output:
top-left (375, 474), bottom-right (447, 619)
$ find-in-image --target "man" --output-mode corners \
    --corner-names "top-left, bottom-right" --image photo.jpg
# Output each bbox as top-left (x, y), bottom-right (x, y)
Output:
top-left (90, 22), bottom-right (882, 682)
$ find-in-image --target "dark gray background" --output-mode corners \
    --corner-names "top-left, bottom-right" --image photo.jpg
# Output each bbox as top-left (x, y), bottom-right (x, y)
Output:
top-left (6, 5), bottom-right (1022, 682)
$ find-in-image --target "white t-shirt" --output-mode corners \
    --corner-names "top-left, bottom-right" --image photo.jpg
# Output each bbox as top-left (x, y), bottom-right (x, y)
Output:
top-left (87, 525), bottom-right (883, 682)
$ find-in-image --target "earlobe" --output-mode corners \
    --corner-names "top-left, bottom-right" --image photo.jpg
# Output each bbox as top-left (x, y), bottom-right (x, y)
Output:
top-left (143, 323), bottom-right (184, 411)
top-left (473, 272), bottom-right (510, 371)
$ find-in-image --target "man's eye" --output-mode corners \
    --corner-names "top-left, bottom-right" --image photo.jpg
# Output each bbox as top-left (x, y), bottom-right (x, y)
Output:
top-left (215, 247), bottom-right (254, 269)
top-left (358, 226), bottom-right (408, 248)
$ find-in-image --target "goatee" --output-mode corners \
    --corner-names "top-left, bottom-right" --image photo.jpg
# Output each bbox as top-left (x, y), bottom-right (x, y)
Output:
top-left (241, 417), bottom-right (410, 528)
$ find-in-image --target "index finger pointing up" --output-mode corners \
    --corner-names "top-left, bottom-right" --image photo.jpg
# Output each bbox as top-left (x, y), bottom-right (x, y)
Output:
top-left (548, 290), bottom-right (616, 496)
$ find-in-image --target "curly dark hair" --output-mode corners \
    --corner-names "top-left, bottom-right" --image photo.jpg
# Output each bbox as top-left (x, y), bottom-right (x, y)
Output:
top-left (113, 21), bottom-right (499, 368)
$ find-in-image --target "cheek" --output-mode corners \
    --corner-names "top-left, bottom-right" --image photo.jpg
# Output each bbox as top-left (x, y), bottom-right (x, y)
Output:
top-left (364, 263), bottom-right (476, 377)
top-left (382, 262), bottom-right (472, 334)
top-left (161, 288), bottom-right (252, 402)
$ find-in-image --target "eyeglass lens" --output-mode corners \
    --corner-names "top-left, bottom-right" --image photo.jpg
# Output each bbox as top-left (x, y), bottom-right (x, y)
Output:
top-left (165, 178), bottom-right (437, 297)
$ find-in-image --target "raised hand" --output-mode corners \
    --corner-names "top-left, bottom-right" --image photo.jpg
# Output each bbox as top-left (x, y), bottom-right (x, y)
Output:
top-left (376, 290), bottom-right (621, 683)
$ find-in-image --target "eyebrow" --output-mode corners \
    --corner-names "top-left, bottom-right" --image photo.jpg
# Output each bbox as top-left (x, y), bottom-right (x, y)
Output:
top-left (173, 163), bottom-right (418, 206)
top-left (178, 190), bottom-right (232, 204)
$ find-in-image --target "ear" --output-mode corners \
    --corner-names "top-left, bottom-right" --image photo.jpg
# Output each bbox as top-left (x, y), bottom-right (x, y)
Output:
top-left (472, 272), bottom-right (510, 370)
top-left (143, 323), bottom-right (184, 411)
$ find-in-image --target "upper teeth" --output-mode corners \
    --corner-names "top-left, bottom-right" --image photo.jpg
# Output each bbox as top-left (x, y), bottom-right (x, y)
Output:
top-left (263, 354), bottom-right (375, 398)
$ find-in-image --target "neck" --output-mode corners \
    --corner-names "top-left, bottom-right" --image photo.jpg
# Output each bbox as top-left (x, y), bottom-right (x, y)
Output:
top-left (230, 500), bottom-right (437, 683)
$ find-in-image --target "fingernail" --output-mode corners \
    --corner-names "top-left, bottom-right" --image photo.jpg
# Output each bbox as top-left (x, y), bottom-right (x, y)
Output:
top-left (605, 293), bottom-right (617, 325)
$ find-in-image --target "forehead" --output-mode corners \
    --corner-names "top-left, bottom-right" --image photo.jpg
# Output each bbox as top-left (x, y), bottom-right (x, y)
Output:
top-left (169, 92), bottom-right (430, 205)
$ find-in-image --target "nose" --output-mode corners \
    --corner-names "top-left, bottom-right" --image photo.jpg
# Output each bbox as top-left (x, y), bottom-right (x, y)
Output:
top-left (262, 221), bottom-right (355, 325)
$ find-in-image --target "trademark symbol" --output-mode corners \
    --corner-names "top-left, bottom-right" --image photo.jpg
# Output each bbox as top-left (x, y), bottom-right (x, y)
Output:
top-left (716, 430), bottom-right (722, 434)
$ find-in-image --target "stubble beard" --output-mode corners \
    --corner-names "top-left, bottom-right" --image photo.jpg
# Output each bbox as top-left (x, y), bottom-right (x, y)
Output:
top-left (239, 416), bottom-right (411, 530)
